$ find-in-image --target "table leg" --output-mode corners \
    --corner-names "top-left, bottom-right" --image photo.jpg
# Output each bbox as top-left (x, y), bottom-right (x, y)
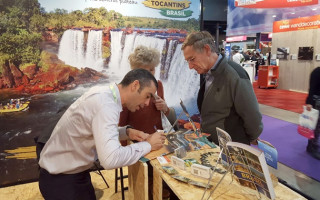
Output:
top-left (153, 166), bottom-right (163, 200)
top-left (128, 161), bottom-right (148, 200)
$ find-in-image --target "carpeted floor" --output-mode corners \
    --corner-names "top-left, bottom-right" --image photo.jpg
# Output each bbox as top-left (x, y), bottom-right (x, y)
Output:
top-left (253, 81), bottom-right (320, 181)
top-left (253, 82), bottom-right (307, 113)
top-left (260, 115), bottom-right (320, 182)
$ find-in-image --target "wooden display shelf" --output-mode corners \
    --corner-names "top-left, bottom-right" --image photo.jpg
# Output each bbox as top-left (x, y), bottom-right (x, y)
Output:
top-left (258, 65), bottom-right (279, 89)
top-left (149, 148), bottom-right (306, 200)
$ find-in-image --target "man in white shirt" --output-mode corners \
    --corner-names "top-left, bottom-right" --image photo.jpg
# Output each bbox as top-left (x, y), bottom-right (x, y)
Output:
top-left (232, 50), bottom-right (244, 65)
top-left (38, 69), bottom-right (166, 200)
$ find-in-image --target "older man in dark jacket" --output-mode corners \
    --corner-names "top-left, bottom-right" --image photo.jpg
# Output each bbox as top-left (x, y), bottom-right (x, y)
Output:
top-left (182, 31), bottom-right (263, 145)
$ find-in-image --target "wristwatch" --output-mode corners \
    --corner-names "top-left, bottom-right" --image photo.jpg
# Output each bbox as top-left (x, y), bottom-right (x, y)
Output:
top-left (126, 125), bottom-right (133, 136)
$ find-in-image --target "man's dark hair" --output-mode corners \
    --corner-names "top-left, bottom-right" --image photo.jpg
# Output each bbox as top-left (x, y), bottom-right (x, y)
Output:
top-left (119, 68), bottom-right (158, 92)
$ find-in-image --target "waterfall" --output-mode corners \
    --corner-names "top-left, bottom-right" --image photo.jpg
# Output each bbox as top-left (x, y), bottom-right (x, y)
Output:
top-left (108, 31), bottom-right (167, 80)
top-left (85, 30), bottom-right (104, 71)
top-left (58, 30), bottom-right (85, 68)
top-left (108, 31), bottom-right (124, 77)
top-left (108, 32), bottom-right (199, 116)
top-left (58, 30), bottom-right (104, 71)
top-left (58, 29), bottom-right (199, 116)
top-left (119, 32), bottom-right (137, 75)
top-left (162, 40), bottom-right (178, 80)
top-left (162, 44), bottom-right (200, 115)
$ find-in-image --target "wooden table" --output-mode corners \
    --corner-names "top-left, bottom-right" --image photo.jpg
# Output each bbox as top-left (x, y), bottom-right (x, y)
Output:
top-left (149, 148), bottom-right (306, 200)
top-left (128, 161), bottom-right (148, 200)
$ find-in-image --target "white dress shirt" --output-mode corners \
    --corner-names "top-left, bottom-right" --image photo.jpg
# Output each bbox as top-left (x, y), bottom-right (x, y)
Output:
top-left (39, 83), bottom-right (151, 174)
top-left (232, 52), bottom-right (244, 65)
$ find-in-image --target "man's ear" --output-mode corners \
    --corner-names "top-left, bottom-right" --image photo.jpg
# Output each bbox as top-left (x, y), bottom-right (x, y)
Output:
top-left (204, 44), bottom-right (211, 55)
top-left (131, 80), bottom-right (140, 92)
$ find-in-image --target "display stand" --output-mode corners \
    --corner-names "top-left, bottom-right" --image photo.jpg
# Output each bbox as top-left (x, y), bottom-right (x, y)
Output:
top-left (149, 149), bottom-right (306, 200)
top-left (242, 61), bottom-right (256, 84)
top-left (201, 148), bottom-right (235, 200)
top-left (258, 65), bottom-right (279, 88)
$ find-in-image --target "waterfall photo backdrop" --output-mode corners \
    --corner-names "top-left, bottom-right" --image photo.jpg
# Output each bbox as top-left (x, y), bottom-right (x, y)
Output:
top-left (0, 0), bottom-right (201, 186)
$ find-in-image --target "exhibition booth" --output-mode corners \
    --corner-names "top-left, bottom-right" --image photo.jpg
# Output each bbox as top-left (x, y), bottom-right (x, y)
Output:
top-left (1, 0), bottom-right (320, 200)
top-left (227, 0), bottom-right (320, 93)
top-left (272, 14), bottom-right (320, 93)
top-left (226, 1), bottom-right (320, 200)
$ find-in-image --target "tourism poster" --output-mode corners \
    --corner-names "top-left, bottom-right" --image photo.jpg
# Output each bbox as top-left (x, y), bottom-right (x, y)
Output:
top-left (0, 0), bottom-right (200, 186)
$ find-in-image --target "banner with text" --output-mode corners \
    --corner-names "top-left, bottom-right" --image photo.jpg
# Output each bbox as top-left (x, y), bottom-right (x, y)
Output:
top-left (273, 14), bottom-right (320, 33)
top-left (235, 0), bottom-right (318, 9)
top-left (227, 0), bottom-right (320, 36)
top-left (0, 0), bottom-right (200, 187)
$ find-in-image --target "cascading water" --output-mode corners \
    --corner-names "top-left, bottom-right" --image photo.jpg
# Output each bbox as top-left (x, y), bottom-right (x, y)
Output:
top-left (119, 32), bottom-right (137, 74)
top-left (162, 40), bottom-right (178, 80)
top-left (162, 44), bottom-right (200, 115)
top-left (108, 30), bottom-right (124, 77)
top-left (108, 31), bottom-right (199, 116)
top-left (58, 30), bottom-right (85, 68)
top-left (58, 29), bottom-right (199, 116)
top-left (108, 31), bottom-right (167, 79)
top-left (85, 30), bottom-right (104, 71)
top-left (58, 29), bottom-right (104, 71)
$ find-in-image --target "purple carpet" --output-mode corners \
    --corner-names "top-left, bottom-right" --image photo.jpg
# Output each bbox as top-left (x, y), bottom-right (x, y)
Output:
top-left (260, 115), bottom-right (320, 181)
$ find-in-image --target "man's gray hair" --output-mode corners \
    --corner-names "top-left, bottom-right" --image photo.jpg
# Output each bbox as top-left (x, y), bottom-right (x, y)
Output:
top-left (181, 31), bottom-right (216, 53)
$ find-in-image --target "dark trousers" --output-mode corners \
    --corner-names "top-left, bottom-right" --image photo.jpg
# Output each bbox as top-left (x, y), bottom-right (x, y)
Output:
top-left (39, 168), bottom-right (96, 200)
top-left (307, 100), bottom-right (320, 160)
top-left (307, 116), bottom-right (320, 155)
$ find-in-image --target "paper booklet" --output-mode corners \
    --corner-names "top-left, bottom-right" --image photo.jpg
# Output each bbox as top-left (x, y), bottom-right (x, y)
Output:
top-left (216, 127), bottom-right (233, 166)
top-left (226, 141), bottom-right (275, 200)
top-left (257, 140), bottom-right (278, 169)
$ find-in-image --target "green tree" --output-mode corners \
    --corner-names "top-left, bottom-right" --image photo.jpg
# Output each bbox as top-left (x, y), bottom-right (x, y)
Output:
top-left (0, 0), bottom-right (42, 67)
top-left (0, 30), bottom-right (41, 66)
top-left (29, 14), bottom-right (47, 33)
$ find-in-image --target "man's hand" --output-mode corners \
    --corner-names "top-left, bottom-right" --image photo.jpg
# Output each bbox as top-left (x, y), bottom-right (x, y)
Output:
top-left (250, 139), bottom-right (258, 145)
top-left (127, 128), bottom-right (148, 142)
top-left (146, 131), bottom-right (166, 151)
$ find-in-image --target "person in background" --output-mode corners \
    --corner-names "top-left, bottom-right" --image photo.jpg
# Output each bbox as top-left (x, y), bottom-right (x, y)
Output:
top-left (119, 45), bottom-right (176, 134)
top-left (306, 67), bottom-right (320, 160)
top-left (220, 48), bottom-right (225, 56)
top-left (38, 69), bottom-right (166, 200)
top-left (243, 50), bottom-right (251, 61)
top-left (15, 99), bottom-right (20, 109)
top-left (181, 31), bottom-right (263, 145)
top-left (255, 52), bottom-right (264, 76)
top-left (267, 51), bottom-right (271, 65)
top-left (232, 48), bottom-right (244, 65)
